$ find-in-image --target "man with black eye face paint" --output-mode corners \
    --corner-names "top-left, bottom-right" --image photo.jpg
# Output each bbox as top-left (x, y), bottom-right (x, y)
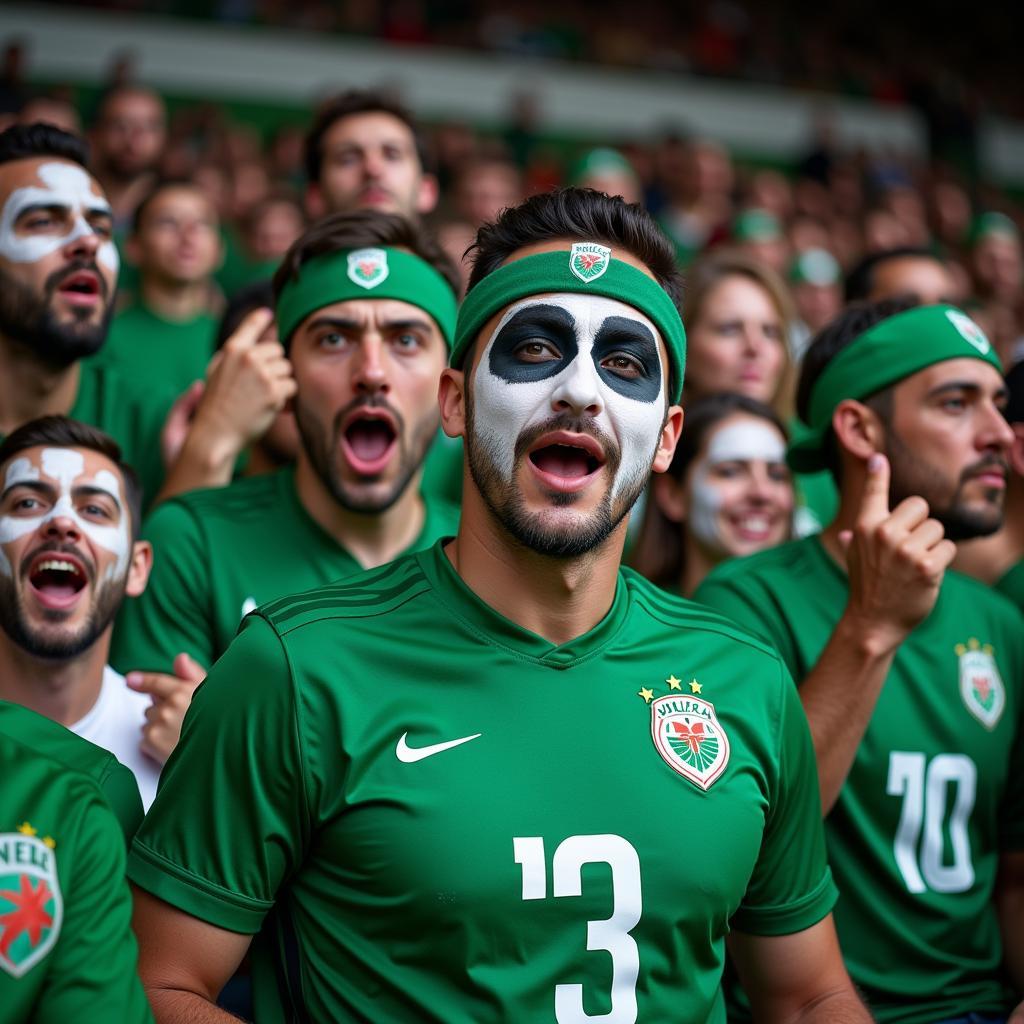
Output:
top-left (130, 190), bottom-right (868, 1024)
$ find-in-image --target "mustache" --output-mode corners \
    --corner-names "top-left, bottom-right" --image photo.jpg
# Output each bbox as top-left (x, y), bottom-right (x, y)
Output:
top-left (514, 413), bottom-right (621, 473)
top-left (44, 259), bottom-right (110, 302)
top-left (19, 540), bottom-right (95, 583)
top-left (332, 393), bottom-right (406, 437)
top-left (958, 453), bottom-right (1010, 486)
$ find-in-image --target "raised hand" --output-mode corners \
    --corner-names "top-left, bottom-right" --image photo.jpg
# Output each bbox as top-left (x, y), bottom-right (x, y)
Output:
top-left (126, 652), bottom-right (207, 765)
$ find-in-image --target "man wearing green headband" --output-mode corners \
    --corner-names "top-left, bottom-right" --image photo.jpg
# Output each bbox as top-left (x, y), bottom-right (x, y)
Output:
top-left (129, 190), bottom-right (867, 1022)
top-left (698, 299), bottom-right (1024, 1023)
top-left (112, 210), bottom-right (460, 685)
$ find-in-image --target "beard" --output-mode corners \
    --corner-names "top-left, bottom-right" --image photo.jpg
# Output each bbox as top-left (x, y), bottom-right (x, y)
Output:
top-left (886, 428), bottom-right (1008, 541)
top-left (294, 393), bottom-right (438, 515)
top-left (0, 261), bottom-right (113, 368)
top-left (464, 390), bottom-right (649, 559)
top-left (0, 544), bottom-right (127, 661)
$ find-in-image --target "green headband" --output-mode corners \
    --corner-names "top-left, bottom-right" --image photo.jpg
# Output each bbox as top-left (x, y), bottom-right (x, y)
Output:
top-left (276, 247), bottom-right (458, 347)
top-left (452, 246), bottom-right (687, 402)
top-left (789, 304), bottom-right (1004, 473)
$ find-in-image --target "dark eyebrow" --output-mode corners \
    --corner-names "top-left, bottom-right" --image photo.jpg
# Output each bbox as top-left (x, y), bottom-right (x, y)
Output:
top-left (0, 479), bottom-right (53, 502)
top-left (304, 316), bottom-right (435, 334)
top-left (499, 304), bottom-right (577, 333)
top-left (927, 380), bottom-right (1008, 402)
top-left (16, 202), bottom-right (111, 219)
top-left (73, 484), bottom-right (122, 512)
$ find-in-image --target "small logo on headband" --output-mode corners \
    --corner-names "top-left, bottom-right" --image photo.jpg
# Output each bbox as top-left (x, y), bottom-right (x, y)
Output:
top-left (946, 309), bottom-right (991, 355)
top-left (569, 242), bottom-right (611, 283)
top-left (347, 248), bottom-right (389, 289)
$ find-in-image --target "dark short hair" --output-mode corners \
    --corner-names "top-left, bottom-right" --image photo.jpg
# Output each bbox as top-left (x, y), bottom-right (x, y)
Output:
top-left (272, 209), bottom-right (460, 301)
top-left (844, 247), bottom-right (943, 303)
top-left (0, 122), bottom-right (89, 169)
top-left (0, 416), bottom-right (143, 539)
top-left (1005, 359), bottom-right (1024, 426)
top-left (304, 89), bottom-right (428, 185)
top-left (467, 188), bottom-right (682, 306)
top-left (217, 279), bottom-right (275, 349)
top-left (131, 177), bottom-right (215, 236)
top-left (796, 296), bottom-right (918, 481)
top-left (631, 392), bottom-right (789, 588)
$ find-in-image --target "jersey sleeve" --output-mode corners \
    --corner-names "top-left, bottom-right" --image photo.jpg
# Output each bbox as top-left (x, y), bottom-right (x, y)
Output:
top-left (110, 498), bottom-right (217, 674)
top-left (730, 659), bottom-right (837, 936)
top-left (34, 782), bottom-right (153, 1024)
top-left (96, 758), bottom-right (145, 845)
top-left (694, 574), bottom-right (798, 674)
top-left (127, 614), bottom-right (311, 934)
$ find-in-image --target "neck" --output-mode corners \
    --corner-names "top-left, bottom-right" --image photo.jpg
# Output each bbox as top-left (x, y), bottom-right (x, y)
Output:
top-left (140, 277), bottom-right (209, 322)
top-left (953, 482), bottom-right (1024, 583)
top-left (0, 628), bottom-right (109, 727)
top-left (679, 534), bottom-right (717, 598)
top-left (447, 481), bottom-right (625, 646)
top-left (0, 337), bottom-right (80, 436)
top-left (294, 454), bottom-right (427, 569)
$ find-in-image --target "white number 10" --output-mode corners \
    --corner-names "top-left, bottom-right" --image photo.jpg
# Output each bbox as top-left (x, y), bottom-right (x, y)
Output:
top-left (886, 752), bottom-right (976, 894)
top-left (514, 834), bottom-right (642, 1023)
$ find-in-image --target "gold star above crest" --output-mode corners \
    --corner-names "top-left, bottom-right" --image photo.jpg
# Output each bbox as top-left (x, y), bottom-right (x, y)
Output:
top-left (689, 679), bottom-right (703, 694)
top-left (968, 637), bottom-right (980, 651)
top-left (43, 836), bottom-right (56, 850)
top-left (666, 674), bottom-right (682, 691)
top-left (638, 686), bottom-right (655, 704)
top-left (983, 643), bottom-right (994, 656)
top-left (955, 643), bottom-right (967, 656)
top-left (17, 822), bottom-right (36, 837)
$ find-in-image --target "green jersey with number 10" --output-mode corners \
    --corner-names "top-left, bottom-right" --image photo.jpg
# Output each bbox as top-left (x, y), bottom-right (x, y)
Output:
top-left (696, 536), bottom-right (1024, 1024)
top-left (129, 541), bottom-right (836, 1023)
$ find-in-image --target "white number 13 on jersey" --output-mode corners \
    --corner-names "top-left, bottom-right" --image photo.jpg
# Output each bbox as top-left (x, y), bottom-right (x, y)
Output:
top-left (514, 834), bottom-right (642, 1023)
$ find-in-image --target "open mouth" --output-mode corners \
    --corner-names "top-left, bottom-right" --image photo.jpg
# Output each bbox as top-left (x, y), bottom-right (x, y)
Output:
top-left (527, 432), bottom-right (607, 492)
top-left (27, 554), bottom-right (88, 610)
top-left (340, 412), bottom-right (398, 475)
top-left (57, 270), bottom-right (102, 306)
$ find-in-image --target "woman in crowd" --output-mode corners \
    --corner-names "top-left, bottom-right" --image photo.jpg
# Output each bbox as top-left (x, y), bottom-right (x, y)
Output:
top-left (682, 250), bottom-right (796, 419)
top-left (631, 392), bottom-right (794, 596)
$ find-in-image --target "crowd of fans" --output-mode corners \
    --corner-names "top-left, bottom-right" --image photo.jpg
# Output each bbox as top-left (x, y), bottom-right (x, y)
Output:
top-left (0, 18), bottom-right (1023, 1023)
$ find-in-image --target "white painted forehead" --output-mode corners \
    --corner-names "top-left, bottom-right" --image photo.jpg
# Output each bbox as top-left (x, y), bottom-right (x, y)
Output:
top-left (33, 162), bottom-right (111, 213)
top-left (6, 447), bottom-right (123, 500)
top-left (704, 420), bottom-right (787, 464)
top-left (489, 292), bottom-right (660, 342)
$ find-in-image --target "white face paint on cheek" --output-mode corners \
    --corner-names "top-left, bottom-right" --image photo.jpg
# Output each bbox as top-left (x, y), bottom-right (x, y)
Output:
top-left (0, 162), bottom-right (119, 273)
top-left (688, 420), bottom-right (788, 553)
top-left (471, 292), bottom-right (666, 499)
top-left (0, 458), bottom-right (42, 577)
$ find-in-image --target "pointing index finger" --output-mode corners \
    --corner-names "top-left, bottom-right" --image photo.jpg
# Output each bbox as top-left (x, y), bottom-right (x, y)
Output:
top-left (223, 307), bottom-right (274, 353)
top-left (856, 452), bottom-right (891, 528)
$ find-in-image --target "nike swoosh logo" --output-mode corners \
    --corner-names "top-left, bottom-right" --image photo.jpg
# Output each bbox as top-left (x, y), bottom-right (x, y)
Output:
top-left (396, 731), bottom-right (482, 763)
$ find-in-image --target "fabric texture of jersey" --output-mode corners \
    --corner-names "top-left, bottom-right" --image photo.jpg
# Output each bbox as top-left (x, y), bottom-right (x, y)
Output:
top-left (110, 465), bottom-right (460, 674)
top-left (0, 730), bottom-right (153, 1023)
top-left (129, 541), bottom-right (835, 1024)
top-left (69, 666), bottom-right (161, 809)
top-left (66, 360), bottom-right (175, 509)
top-left (696, 536), bottom-right (1024, 1023)
top-left (995, 558), bottom-right (1024, 613)
top-left (0, 701), bottom-right (143, 844)
top-left (97, 302), bottom-right (218, 399)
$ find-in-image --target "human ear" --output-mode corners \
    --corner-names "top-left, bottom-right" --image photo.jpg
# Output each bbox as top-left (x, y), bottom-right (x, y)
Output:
top-left (832, 399), bottom-right (884, 462)
top-left (438, 368), bottom-right (467, 439)
top-left (124, 541), bottom-right (153, 598)
top-left (651, 405), bottom-right (684, 474)
top-left (416, 173), bottom-right (440, 216)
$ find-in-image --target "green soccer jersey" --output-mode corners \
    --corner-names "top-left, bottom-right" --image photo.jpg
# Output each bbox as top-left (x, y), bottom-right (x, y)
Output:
top-left (68, 360), bottom-right (175, 508)
top-left (129, 542), bottom-right (836, 1023)
top-left (995, 558), bottom-right (1024, 613)
top-left (696, 537), bottom-right (1024, 1023)
top-left (0, 732), bottom-right (153, 1023)
top-left (97, 302), bottom-right (218, 398)
top-left (0, 701), bottom-right (143, 844)
top-left (110, 465), bottom-right (461, 674)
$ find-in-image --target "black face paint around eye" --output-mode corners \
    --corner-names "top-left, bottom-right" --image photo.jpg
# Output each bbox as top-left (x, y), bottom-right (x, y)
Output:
top-left (488, 304), bottom-right (580, 384)
top-left (591, 316), bottom-right (662, 403)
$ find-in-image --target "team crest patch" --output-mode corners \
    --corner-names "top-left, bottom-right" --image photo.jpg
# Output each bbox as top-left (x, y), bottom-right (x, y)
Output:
top-left (945, 309), bottom-right (991, 355)
top-left (0, 830), bottom-right (62, 978)
top-left (347, 248), bottom-right (390, 289)
top-left (569, 242), bottom-right (611, 283)
top-left (956, 639), bottom-right (1005, 729)
top-left (650, 693), bottom-right (730, 791)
